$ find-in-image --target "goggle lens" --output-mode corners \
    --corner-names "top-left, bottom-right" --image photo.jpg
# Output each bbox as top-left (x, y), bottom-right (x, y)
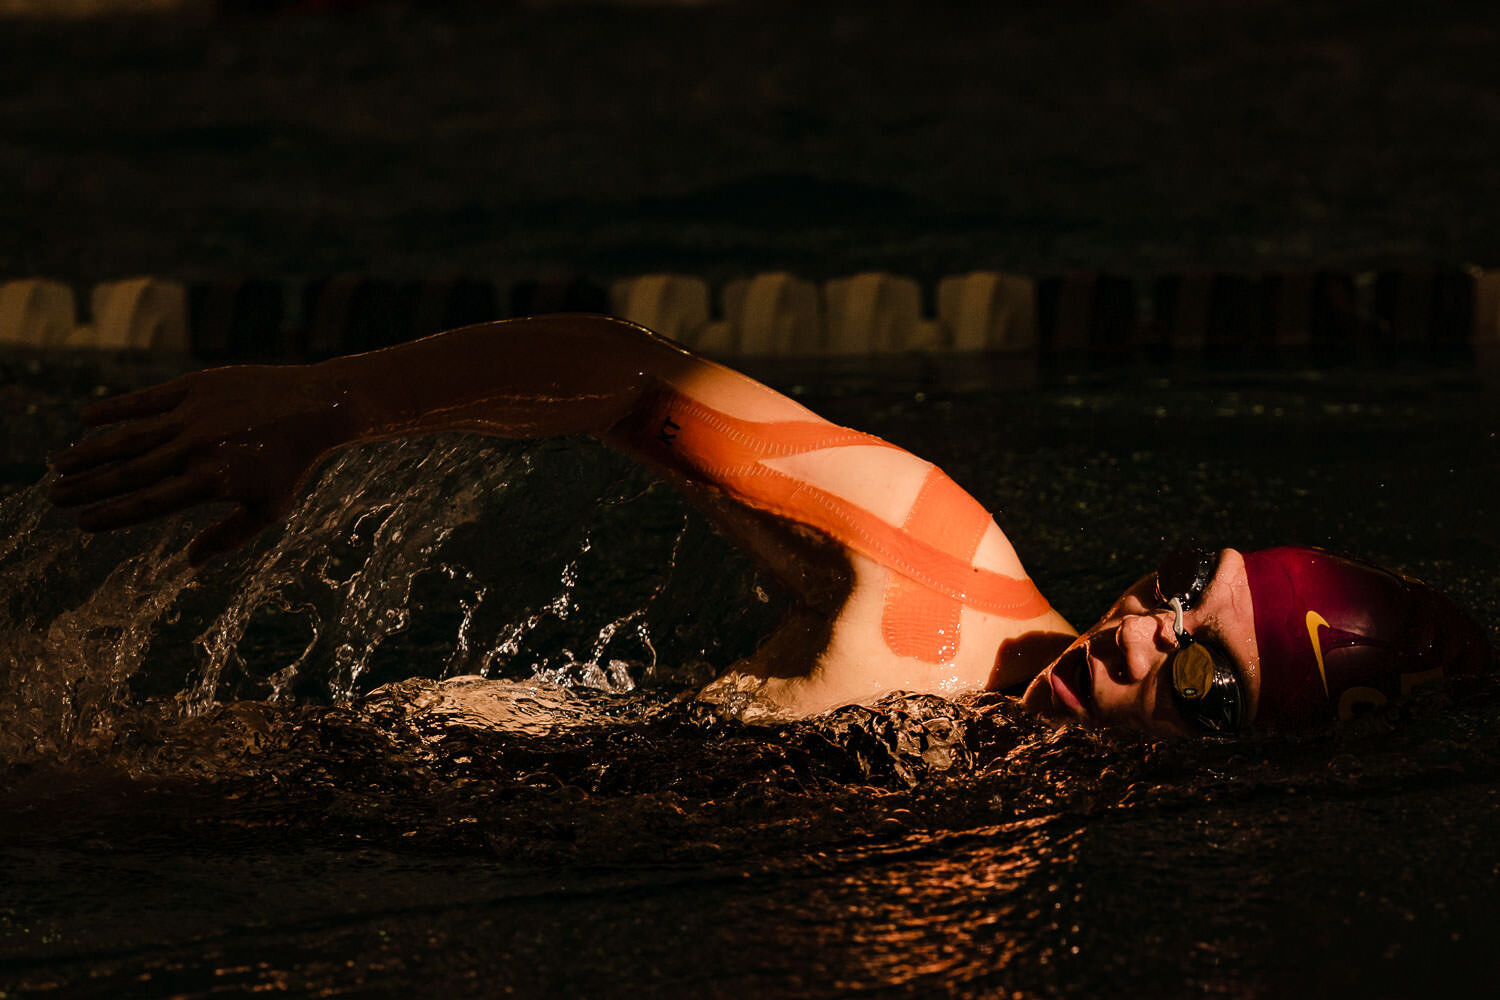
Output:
top-left (1172, 643), bottom-right (1216, 700)
top-left (1167, 639), bottom-right (1243, 733)
top-left (1156, 546), bottom-right (1244, 733)
top-left (1155, 547), bottom-right (1217, 609)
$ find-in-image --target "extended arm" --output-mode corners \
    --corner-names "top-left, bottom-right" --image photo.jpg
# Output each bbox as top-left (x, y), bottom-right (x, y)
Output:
top-left (49, 315), bottom-right (720, 564)
top-left (50, 312), bottom-right (1072, 705)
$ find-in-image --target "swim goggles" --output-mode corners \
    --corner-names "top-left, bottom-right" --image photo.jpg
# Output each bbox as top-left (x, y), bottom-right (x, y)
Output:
top-left (1154, 547), bottom-right (1245, 734)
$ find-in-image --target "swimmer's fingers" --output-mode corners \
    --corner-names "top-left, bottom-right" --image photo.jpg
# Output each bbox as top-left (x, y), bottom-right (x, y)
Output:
top-left (79, 380), bottom-right (192, 428)
top-left (50, 443), bottom-right (189, 508)
top-left (74, 472), bottom-right (217, 534)
top-left (187, 506), bottom-right (269, 567)
top-left (52, 415), bottom-right (182, 478)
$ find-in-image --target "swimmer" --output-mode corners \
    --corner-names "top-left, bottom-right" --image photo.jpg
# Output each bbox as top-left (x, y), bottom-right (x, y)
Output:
top-left (47, 315), bottom-right (1493, 734)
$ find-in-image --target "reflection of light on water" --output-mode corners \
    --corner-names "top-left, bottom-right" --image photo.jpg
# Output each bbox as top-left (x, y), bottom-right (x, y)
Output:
top-left (486, 532), bottom-right (586, 672)
top-left (188, 436), bottom-right (510, 709)
top-left (757, 818), bottom-right (1082, 992)
top-left (0, 434), bottom-right (672, 762)
top-left (364, 675), bottom-right (622, 737)
top-left (1, 372), bottom-right (1497, 997)
top-left (0, 482), bottom-right (196, 760)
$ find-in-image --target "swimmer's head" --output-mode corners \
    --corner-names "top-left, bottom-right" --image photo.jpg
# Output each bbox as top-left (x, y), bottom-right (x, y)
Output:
top-left (1021, 546), bottom-right (1492, 736)
top-left (1241, 546), bottom-right (1491, 728)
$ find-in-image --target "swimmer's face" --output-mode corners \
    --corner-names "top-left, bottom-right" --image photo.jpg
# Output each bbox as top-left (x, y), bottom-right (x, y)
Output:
top-left (1021, 548), bottom-right (1261, 737)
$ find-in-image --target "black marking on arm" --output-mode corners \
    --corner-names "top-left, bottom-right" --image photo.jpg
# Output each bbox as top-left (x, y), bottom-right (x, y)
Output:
top-left (658, 415), bottom-right (680, 447)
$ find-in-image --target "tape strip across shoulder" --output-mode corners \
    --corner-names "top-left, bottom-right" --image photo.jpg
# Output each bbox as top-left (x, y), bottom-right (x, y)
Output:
top-left (639, 386), bottom-right (1050, 620)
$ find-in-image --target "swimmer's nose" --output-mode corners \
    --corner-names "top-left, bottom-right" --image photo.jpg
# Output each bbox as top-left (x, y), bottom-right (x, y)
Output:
top-left (1113, 612), bottom-right (1177, 683)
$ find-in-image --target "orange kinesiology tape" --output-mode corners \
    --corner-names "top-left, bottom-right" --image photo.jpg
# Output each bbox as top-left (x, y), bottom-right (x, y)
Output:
top-left (634, 388), bottom-right (1049, 663)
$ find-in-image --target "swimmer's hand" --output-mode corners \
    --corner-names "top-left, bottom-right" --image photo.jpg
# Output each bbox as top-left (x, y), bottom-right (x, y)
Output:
top-left (49, 365), bottom-right (360, 566)
top-left (45, 315), bottom-right (728, 565)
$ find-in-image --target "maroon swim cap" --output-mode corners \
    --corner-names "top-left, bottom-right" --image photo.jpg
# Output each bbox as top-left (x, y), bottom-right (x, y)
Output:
top-left (1242, 547), bottom-right (1492, 728)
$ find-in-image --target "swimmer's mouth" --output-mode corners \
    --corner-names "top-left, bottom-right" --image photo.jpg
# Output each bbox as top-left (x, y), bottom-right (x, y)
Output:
top-left (1049, 643), bottom-right (1094, 716)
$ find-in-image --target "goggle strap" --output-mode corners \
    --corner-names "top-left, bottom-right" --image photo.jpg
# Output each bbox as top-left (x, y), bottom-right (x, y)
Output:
top-left (1169, 596), bottom-right (1187, 639)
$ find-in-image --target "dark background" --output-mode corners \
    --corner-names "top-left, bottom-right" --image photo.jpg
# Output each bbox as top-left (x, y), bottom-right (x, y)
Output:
top-left (3, 0), bottom-right (1498, 290)
top-left (4, 6), bottom-right (1500, 997)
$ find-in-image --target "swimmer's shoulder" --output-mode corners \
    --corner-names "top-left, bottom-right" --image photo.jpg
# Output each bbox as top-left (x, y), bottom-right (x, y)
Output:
top-left (601, 358), bottom-right (1038, 593)
top-left (600, 355), bottom-right (1074, 710)
top-left (605, 364), bottom-right (930, 525)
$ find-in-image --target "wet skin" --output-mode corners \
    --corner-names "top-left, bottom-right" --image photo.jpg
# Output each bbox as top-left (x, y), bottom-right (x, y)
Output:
top-left (46, 317), bottom-right (1273, 727)
top-left (1021, 548), bottom-right (1261, 737)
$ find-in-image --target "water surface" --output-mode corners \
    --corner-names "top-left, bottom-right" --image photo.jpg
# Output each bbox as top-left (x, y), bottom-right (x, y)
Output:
top-left (1, 352), bottom-right (1497, 997)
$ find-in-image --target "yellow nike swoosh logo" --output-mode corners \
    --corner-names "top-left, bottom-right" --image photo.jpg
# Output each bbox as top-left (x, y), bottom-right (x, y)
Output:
top-left (1305, 611), bottom-right (1331, 696)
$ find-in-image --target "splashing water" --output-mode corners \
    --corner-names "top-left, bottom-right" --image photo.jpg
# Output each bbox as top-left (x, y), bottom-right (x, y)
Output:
top-left (0, 433), bottom-right (696, 764)
top-left (2, 368), bottom-right (1499, 999)
top-left (185, 436), bottom-right (522, 710)
top-left (0, 483), bottom-right (197, 760)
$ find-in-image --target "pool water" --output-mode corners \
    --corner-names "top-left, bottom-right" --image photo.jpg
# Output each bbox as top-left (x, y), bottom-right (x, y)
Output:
top-left (1, 351), bottom-right (1497, 997)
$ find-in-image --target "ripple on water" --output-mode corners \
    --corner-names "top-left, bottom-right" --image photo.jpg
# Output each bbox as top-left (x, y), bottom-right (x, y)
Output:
top-left (1, 368), bottom-right (1497, 996)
